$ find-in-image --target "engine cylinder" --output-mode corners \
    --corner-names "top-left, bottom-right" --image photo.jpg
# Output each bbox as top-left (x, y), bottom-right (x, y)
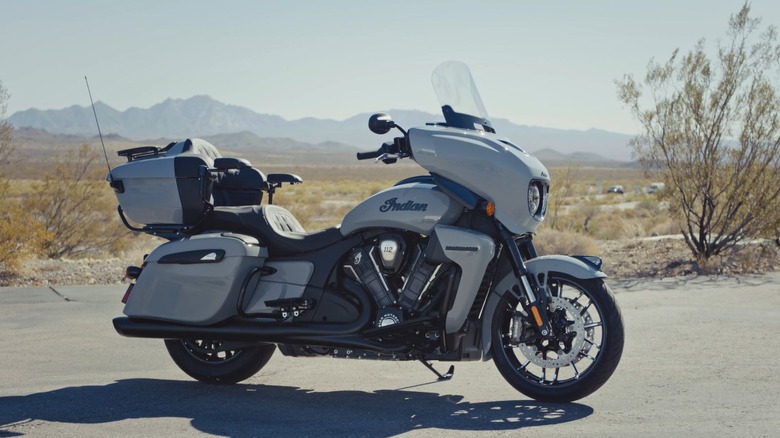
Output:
top-left (345, 247), bottom-right (394, 308)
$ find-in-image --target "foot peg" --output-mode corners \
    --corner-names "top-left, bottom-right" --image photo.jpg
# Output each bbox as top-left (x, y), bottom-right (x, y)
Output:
top-left (264, 298), bottom-right (314, 319)
top-left (420, 359), bottom-right (454, 381)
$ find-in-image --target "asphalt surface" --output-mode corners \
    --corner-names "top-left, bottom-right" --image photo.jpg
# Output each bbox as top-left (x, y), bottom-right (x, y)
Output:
top-left (1, 274), bottom-right (779, 437)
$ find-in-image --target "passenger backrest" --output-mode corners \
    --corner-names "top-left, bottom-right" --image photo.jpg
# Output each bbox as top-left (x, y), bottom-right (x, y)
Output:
top-left (212, 158), bottom-right (267, 207)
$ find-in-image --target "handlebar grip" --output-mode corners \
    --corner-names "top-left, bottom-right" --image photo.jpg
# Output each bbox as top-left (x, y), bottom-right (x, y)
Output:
top-left (356, 150), bottom-right (382, 160)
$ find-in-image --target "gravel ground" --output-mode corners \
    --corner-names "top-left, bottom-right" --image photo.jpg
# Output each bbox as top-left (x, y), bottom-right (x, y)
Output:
top-left (2, 237), bottom-right (778, 287)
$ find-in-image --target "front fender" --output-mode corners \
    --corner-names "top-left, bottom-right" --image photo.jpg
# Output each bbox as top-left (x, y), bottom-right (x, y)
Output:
top-left (479, 255), bottom-right (605, 361)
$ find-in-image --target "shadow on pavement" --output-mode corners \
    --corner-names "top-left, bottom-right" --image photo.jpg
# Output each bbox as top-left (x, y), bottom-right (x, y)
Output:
top-left (0, 378), bottom-right (593, 436)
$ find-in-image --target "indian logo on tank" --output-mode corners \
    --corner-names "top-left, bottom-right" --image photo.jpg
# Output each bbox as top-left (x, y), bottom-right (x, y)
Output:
top-left (379, 197), bottom-right (428, 213)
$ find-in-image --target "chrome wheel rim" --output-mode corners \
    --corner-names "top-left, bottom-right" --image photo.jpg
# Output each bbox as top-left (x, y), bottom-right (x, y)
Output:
top-left (501, 277), bottom-right (606, 385)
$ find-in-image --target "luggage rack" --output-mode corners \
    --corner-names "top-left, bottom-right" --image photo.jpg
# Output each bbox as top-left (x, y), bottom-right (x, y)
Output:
top-left (117, 204), bottom-right (214, 239)
top-left (117, 146), bottom-right (164, 162)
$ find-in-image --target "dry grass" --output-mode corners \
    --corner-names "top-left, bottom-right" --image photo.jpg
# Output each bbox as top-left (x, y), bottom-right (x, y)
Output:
top-left (533, 228), bottom-right (601, 256)
top-left (5, 144), bottom-right (770, 279)
top-left (272, 178), bottom-right (397, 230)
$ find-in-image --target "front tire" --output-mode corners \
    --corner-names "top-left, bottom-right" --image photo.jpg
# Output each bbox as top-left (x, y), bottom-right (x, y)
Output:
top-left (490, 273), bottom-right (624, 402)
top-left (164, 339), bottom-right (276, 384)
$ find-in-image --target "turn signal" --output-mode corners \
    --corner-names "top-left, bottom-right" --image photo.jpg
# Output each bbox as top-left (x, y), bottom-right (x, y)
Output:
top-left (479, 201), bottom-right (495, 216)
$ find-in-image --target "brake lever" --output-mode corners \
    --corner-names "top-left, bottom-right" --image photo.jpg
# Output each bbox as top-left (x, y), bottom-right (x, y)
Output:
top-left (375, 153), bottom-right (399, 163)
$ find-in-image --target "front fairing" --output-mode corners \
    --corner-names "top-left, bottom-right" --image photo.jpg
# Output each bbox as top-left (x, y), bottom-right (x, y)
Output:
top-left (416, 62), bottom-right (549, 235)
top-left (409, 125), bottom-right (549, 235)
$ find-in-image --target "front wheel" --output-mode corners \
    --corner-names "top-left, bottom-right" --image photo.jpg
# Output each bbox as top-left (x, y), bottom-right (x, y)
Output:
top-left (164, 339), bottom-right (276, 384)
top-left (490, 273), bottom-right (624, 402)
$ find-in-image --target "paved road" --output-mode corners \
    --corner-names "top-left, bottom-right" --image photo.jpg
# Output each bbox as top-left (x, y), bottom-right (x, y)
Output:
top-left (1, 274), bottom-right (779, 437)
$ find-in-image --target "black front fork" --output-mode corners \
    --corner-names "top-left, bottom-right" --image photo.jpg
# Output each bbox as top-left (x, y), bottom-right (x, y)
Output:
top-left (497, 224), bottom-right (554, 338)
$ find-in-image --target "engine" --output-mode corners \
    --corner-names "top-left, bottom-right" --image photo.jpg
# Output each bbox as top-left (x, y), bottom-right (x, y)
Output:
top-left (343, 233), bottom-right (445, 328)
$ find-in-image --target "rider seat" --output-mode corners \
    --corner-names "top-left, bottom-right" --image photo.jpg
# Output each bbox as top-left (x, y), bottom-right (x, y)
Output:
top-left (204, 204), bottom-right (343, 256)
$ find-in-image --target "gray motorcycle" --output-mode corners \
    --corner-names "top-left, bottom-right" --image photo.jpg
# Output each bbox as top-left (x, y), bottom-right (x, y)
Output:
top-left (109, 61), bottom-right (624, 402)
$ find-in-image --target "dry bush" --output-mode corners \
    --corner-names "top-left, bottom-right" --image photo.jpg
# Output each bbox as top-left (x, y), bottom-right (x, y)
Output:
top-left (0, 180), bottom-right (49, 273)
top-left (28, 144), bottom-right (131, 258)
top-left (0, 80), bottom-right (12, 165)
top-left (546, 164), bottom-right (578, 229)
top-left (271, 179), bottom-right (395, 230)
top-left (618, 4), bottom-right (780, 261)
top-left (553, 196), bottom-right (678, 241)
top-left (534, 227), bottom-right (601, 256)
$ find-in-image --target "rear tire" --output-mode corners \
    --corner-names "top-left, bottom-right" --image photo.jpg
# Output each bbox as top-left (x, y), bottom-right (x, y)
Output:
top-left (164, 339), bottom-right (276, 384)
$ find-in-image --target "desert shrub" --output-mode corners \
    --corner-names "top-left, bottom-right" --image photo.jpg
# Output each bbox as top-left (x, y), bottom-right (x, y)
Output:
top-left (547, 164), bottom-right (578, 230)
top-left (28, 144), bottom-right (131, 258)
top-left (618, 4), bottom-right (780, 261)
top-left (0, 180), bottom-right (49, 272)
top-left (534, 227), bottom-right (601, 256)
top-left (0, 80), bottom-right (12, 164)
top-left (588, 214), bottom-right (635, 240)
top-left (271, 179), bottom-right (395, 230)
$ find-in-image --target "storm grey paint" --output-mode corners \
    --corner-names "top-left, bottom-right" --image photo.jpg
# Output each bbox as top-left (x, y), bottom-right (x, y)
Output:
top-left (109, 156), bottom-right (183, 225)
top-left (109, 139), bottom-right (219, 226)
top-left (340, 183), bottom-right (462, 236)
top-left (409, 126), bottom-right (550, 235)
top-left (432, 225), bottom-right (496, 333)
top-left (478, 255), bottom-right (606, 361)
top-left (124, 233), bottom-right (267, 325)
top-left (244, 261), bottom-right (315, 315)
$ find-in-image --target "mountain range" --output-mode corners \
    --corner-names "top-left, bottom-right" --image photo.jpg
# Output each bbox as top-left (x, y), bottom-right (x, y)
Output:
top-left (8, 95), bottom-right (636, 162)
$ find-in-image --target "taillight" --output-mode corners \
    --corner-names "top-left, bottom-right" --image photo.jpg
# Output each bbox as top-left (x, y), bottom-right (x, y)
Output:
top-left (121, 283), bottom-right (134, 304)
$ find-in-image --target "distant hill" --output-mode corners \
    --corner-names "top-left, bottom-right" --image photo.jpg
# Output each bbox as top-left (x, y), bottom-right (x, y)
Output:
top-left (9, 127), bottom-right (363, 168)
top-left (9, 96), bottom-right (636, 161)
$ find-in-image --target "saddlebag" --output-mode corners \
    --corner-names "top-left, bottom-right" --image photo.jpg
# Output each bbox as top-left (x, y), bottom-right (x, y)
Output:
top-left (124, 232), bottom-right (268, 325)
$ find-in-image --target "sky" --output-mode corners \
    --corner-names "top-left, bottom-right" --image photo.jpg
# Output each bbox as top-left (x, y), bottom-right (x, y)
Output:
top-left (2, 1), bottom-right (780, 135)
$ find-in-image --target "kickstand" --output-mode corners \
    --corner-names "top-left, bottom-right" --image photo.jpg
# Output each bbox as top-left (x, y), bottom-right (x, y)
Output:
top-left (419, 359), bottom-right (455, 381)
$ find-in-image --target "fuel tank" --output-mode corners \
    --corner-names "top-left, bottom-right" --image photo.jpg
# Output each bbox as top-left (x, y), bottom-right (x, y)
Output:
top-left (340, 182), bottom-right (462, 236)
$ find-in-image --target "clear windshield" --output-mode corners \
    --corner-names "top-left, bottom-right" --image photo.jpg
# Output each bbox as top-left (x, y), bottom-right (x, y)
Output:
top-left (431, 61), bottom-right (494, 133)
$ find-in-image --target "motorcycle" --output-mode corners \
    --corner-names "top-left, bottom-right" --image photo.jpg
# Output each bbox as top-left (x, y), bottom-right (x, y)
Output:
top-left (108, 61), bottom-right (624, 402)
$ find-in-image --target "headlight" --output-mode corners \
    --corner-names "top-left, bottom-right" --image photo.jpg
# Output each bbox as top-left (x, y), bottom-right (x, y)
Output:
top-left (528, 184), bottom-right (541, 216)
top-left (528, 180), bottom-right (548, 221)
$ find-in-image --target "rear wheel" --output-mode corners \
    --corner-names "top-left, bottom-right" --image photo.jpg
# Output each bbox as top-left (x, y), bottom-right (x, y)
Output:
top-left (164, 339), bottom-right (276, 384)
top-left (490, 273), bottom-right (624, 402)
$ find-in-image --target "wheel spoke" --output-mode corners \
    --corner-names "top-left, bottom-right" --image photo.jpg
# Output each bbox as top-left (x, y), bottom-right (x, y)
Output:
top-left (570, 361), bottom-right (580, 379)
top-left (584, 321), bottom-right (602, 329)
top-left (517, 360), bottom-right (530, 372)
top-left (579, 301), bottom-right (593, 316)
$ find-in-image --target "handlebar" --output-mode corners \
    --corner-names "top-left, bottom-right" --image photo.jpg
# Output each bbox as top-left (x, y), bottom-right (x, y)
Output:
top-left (356, 138), bottom-right (410, 162)
top-left (356, 150), bottom-right (383, 160)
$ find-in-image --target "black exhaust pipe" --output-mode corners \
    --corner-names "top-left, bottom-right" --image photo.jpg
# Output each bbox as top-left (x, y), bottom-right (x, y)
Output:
top-left (114, 278), bottom-right (375, 342)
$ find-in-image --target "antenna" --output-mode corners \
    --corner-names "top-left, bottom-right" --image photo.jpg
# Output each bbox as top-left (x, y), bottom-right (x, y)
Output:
top-left (84, 76), bottom-right (112, 173)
